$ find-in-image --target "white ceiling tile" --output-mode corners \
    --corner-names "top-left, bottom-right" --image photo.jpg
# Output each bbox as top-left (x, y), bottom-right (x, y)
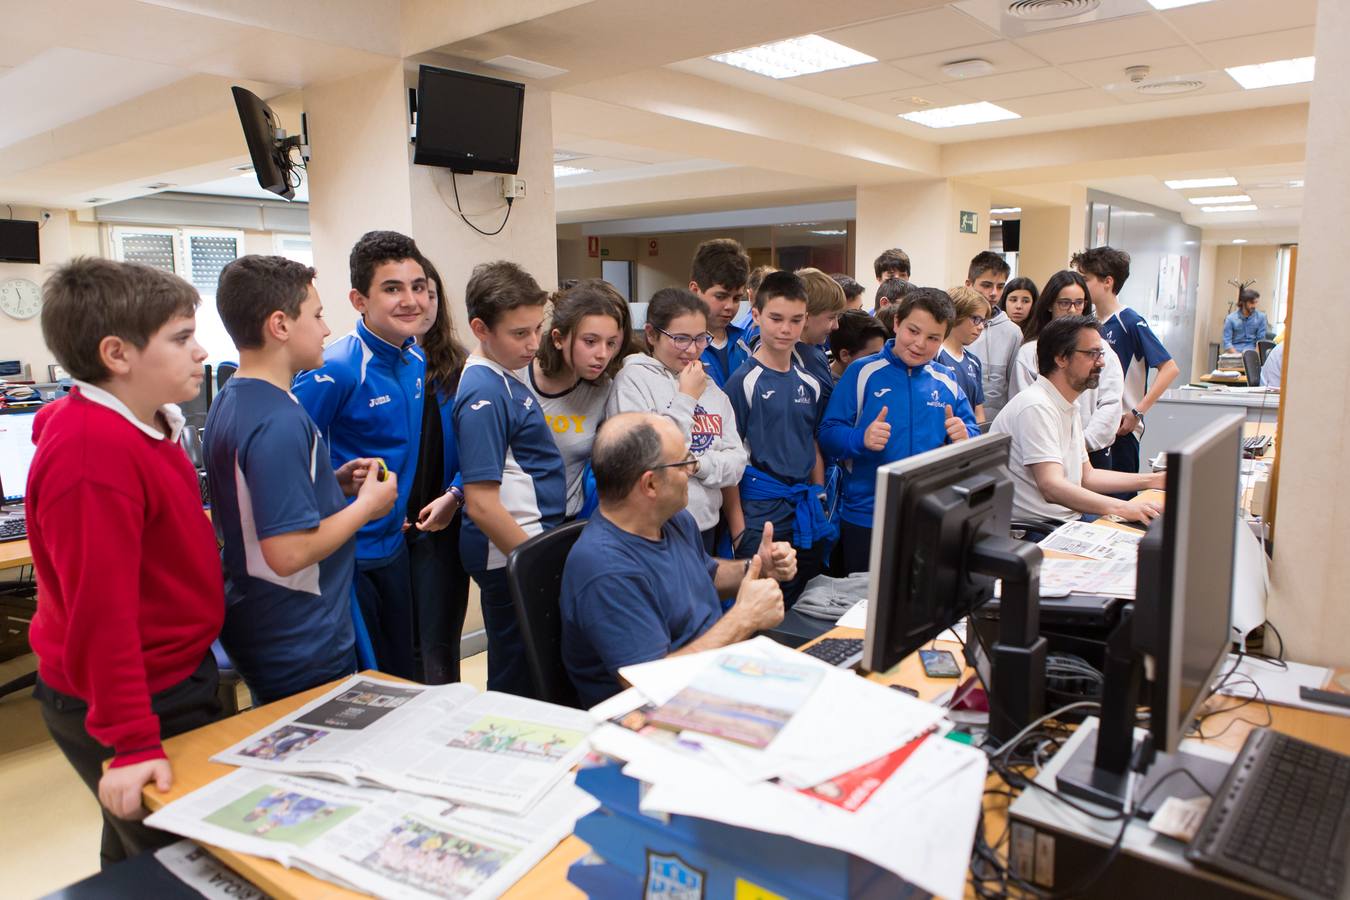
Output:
top-left (1012, 14), bottom-right (1185, 65)
top-left (822, 7), bottom-right (999, 60)
top-left (1061, 44), bottom-right (1212, 88)
top-left (846, 82), bottom-right (979, 115)
top-left (1195, 28), bottom-right (1316, 70)
top-left (944, 66), bottom-right (1090, 101)
top-left (1000, 88), bottom-right (1120, 118)
top-left (888, 40), bottom-right (1050, 82)
top-left (1161, 0), bottom-right (1318, 45)
top-left (787, 62), bottom-right (927, 99)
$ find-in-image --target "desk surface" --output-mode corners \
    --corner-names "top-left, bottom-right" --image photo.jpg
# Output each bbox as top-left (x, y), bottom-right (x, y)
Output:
top-left (148, 634), bottom-right (1349, 900)
top-left (0, 537), bottom-right (32, 570)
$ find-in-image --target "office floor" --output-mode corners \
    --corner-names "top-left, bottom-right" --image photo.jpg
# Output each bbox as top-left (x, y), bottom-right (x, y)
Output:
top-left (0, 651), bottom-right (490, 899)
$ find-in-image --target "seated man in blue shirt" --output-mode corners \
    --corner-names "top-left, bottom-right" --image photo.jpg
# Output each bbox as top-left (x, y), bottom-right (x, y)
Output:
top-left (1223, 288), bottom-right (1270, 354)
top-left (560, 412), bottom-right (797, 707)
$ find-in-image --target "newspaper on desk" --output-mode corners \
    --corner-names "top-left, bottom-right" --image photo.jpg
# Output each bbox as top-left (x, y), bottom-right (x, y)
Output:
top-left (1039, 557), bottom-right (1137, 599)
top-left (1039, 520), bottom-right (1142, 561)
top-left (583, 636), bottom-right (986, 898)
top-left (145, 768), bottom-right (597, 900)
top-left (213, 675), bottom-right (596, 814)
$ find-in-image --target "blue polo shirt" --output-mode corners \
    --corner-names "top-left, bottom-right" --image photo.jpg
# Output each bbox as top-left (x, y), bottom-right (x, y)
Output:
top-left (1100, 307), bottom-right (1173, 432)
top-left (560, 510), bottom-right (721, 707)
top-left (936, 347), bottom-right (986, 409)
top-left (453, 356), bottom-right (566, 574)
top-left (204, 377), bottom-right (356, 703)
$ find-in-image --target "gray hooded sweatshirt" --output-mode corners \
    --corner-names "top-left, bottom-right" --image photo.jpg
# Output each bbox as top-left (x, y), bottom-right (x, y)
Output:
top-left (605, 353), bottom-right (748, 531)
top-left (969, 307), bottom-right (1024, 418)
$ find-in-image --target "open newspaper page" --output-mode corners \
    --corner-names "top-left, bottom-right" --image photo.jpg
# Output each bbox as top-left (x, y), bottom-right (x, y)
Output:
top-left (145, 768), bottom-right (598, 900)
top-left (1039, 520), bottom-right (1143, 561)
top-left (212, 676), bottom-right (466, 784)
top-left (363, 690), bottom-right (597, 814)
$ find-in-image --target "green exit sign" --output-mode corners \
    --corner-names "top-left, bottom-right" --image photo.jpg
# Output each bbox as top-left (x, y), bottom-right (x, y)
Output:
top-left (959, 210), bottom-right (979, 234)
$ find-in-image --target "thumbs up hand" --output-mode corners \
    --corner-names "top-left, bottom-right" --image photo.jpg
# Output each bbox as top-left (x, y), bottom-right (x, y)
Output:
top-left (756, 521), bottom-right (798, 583)
top-left (944, 403), bottom-right (970, 443)
top-left (863, 405), bottom-right (891, 452)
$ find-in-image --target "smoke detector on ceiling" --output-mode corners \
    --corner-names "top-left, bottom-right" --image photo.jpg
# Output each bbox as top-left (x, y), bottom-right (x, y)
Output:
top-left (942, 58), bottom-right (996, 79)
top-left (1006, 0), bottom-right (1103, 20)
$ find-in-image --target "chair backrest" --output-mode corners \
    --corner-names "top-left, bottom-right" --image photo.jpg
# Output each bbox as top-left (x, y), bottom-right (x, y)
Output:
top-left (1257, 340), bottom-right (1276, 364)
top-left (978, 419), bottom-right (994, 435)
top-left (506, 520), bottom-right (588, 707)
top-left (1242, 348), bottom-right (1262, 386)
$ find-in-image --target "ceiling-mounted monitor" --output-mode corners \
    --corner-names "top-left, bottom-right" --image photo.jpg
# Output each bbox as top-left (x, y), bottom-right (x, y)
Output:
top-left (231, 86), bottom-right (299, 201)
top-left (0, 220), bottom-right (40, 264)
top-left (413, 66), bottom-right (525, 175)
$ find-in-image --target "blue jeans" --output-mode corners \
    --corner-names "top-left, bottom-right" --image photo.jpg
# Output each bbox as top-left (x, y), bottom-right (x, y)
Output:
top-left (354, 544), bottom-right (416, 680)
top-left (469, 566), bottom-right (534, 697)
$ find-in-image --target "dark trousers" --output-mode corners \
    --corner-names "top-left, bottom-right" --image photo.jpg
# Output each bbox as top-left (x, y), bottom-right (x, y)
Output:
top-left (408, 516), bottom-right (470, 685)
top-left (734, 522), bottom-right (830, 608)
top-left (469, 567), bottom-right (533, 697)
top-left (36, 654), bottom-right (223, 869)
top-left (840, 521), bottom-right (873, 575)
top-left (354, 544), bottom-right (416, 680)
top-left (1110, 432), bottom-right (1141, 474)
top-left (1088, 446), bottom-right (1112, 470)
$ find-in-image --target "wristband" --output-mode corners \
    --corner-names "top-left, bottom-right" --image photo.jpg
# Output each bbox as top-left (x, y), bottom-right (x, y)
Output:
top-left (1130, 407), bottom-right (1144, 421)
top-left (447, 485), bottom-right (464, 505)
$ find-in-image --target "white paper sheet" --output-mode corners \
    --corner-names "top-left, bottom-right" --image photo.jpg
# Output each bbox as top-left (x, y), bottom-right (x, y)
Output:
top-left (1039, 557), bottom-right (1137, 599)
top-left (1039, 520), bottom-right (1142, 561)
top-left (1216, 654), bottom-right (1347, 716)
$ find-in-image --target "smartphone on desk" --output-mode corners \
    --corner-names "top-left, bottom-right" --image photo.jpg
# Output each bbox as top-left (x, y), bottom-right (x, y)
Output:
top-left (919, 648), bottom-right (961, 678)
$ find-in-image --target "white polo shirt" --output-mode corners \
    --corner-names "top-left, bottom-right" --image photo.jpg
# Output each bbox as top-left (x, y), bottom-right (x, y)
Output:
top-left (991, 375), bottom-right (1087, 521)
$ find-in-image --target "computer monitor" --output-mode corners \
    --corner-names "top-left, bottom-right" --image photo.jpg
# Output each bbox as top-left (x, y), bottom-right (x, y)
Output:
top-left (412, 66), bottom-right (525, 175)
top-left (1057, 413), bottom-right (1243, 808)
top-left (179, 364), bottom-right (212, 423)
top-left (231, 86), bottom-right (298, 201)
top-left (864, 434), bottom-right (1045, 741)
top-left (0, 411), bottom-right (38, 504)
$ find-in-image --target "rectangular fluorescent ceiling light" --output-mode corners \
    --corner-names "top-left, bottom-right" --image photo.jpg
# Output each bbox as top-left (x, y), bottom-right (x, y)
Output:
top-left (811, 229), bottom-right (847, 236)
top-left (709, 34), bottom-right (875, 79)
top-left (1146, 0), bottom-right (1212, 8)
top-left (1165, 177), bottom-right (1237, 189)
top-left (901, 101), bottom-right (1020, 129)
top-left (554, 165), bottom-right (593, 178)
top-left (991, 207), bottom-right (1021, 215)
top-left (1232, 239), bottom-right (1248, 244)
top-left (1201, 204), bottom-right (1258, 212)
top-left (1290, 179), bottom-right (1304, 188)
top-left (1226, 56), bottom-right (1315, 90)
top-left (1188, 194), bottom-right (1251, 205)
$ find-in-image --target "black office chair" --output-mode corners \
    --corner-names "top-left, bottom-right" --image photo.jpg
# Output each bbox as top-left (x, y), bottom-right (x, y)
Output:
top-left (1257, 340), bottom-right (1276, 364)
top-left (216, 361), bottom-right (238, 393)
top-left (1009, 516), bottom-right (1065, 543)
top-left (506, 520), bottom-right (588, 708)
top-left (978, 420), bottom-right (994, 435)
top-left (1242, 349), bottom-right (1262, 386)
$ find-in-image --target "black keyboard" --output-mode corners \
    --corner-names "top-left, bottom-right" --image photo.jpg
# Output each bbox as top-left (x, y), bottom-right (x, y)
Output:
top-left (1243, 434), bottom-right (1272, 457)
top-left (803, 637), bottom-right (864, 668)
top-left (0, 517), bottom-right (26, 543)
top-left (1187, 727), bottom-right (1350, 900)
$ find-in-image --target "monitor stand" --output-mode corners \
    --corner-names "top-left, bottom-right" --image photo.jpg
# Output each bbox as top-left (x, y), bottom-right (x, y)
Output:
top-left (1054, 608), bottom-right (1229, 812)
top-left (968, 534), bottom-right (1046, 745)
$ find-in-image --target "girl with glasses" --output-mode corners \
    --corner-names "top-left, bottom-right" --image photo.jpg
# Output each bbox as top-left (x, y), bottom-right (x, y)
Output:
top-left (936, 285), bottom-right (992, 424)
top-left (607, 287), bottom-right (748, 551)
top-left (1007, 270), bottom-right (1123, 469)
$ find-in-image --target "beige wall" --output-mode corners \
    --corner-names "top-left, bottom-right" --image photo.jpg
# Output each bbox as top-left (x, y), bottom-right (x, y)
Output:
top-left (854, 179), bottom-right (992, 290)
top-left (1268, 0), bottom-right (1350, 667)
top-left (1017, 206), bottom-right (1071, 288)
top-left (0, 208), bottom-right (100, 379)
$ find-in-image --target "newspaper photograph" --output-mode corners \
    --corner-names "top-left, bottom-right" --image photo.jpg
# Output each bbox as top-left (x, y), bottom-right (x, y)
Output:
top-left (1039, 520), bottom-right (1143, 561)
top-left (146, 769), bottom-right (597, 900)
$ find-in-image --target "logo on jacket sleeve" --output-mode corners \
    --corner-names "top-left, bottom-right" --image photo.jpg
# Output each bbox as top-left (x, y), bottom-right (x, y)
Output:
top-left (313, 373), bottom-right (335, 384)
top-left (470, 399), bottom-right (492, 411)
top-left (690, 404), bottom-right (723, 453)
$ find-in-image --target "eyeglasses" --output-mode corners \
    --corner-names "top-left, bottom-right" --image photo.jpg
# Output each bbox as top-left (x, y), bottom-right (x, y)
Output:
top-left (655, 326), bottom-right (713, 350)
top-left (969, 315), bottom-right (987, 327)
top-left (1054, 299), bottom-right (1087, 311)
top-left (1071, 348), bottom-right (1107, 361)
top-left (652, 453), bottom-right (700, 474)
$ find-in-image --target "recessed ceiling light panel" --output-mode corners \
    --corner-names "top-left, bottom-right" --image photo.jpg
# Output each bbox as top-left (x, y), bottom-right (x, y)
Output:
top-left (1188, 194), bottom-right (1251, 205)
top-left (709, 34), bottom-right (876, 79)
top-left (1201, 204), bottom-right (1258, 212)
top-left (1226, 56), bottom-right (1315, 90)
top-left (901, 101), bottom-right (1020, 129)
top-left (553, 165), bottom-right (593, 178)
top-left (1165, 177), bottom-right (1237, 189)
top-left (991, 207), bottom-right (1022, 215)
top-left (1147, 0), bottom-right (1213, 9)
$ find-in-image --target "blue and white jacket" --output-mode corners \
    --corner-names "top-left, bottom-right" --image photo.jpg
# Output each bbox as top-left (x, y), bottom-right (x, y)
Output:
top-left (817, 340), bottom-right (980, 527)
top-left (700, 322), bottom-right (753, 390)
top-left (293, 318), bottom-right (425, 560)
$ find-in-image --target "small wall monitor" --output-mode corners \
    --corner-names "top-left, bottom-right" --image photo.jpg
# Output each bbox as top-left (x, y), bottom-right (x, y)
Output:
top-left (231, 86), bottom-right (297, 200)
top-left (0, 220), bottom-right (40, 264)
top-left (413, 66), bottom-right (525, 175)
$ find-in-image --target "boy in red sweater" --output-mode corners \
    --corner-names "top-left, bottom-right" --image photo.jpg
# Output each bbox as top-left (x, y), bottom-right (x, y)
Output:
top-left (28, 258), bottom-right (226, 867)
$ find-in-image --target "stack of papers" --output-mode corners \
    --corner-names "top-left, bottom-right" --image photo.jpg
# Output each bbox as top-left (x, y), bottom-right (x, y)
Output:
top-left (1039, 520), bottom-right (1142, 562)
top-left (146, 676), bottom-right (601, 899)
top-left (1039, 557), bottom-right (1137, 599)
top-left (586, 636), bottom-right (988, 898)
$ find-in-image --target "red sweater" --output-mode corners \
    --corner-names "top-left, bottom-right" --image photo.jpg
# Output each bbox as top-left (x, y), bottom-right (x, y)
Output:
top-left (27, 390), bottom-right (224, 767)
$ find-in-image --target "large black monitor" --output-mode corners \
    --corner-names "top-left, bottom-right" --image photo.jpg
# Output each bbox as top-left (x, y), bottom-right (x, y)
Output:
top-left (231, 86), bottom-right (298, 200)
top-left (413, 66), bottom-right (525, 175)
top-left (0, 219), bottom-right (40, 263)
top-left (1057, 413), bottom-right (1243, 808)
top-left (863, 435), bottom-right (1047, 743)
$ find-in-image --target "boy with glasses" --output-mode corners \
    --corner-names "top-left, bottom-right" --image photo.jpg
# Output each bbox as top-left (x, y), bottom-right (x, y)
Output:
top-left (1072, 247), bottom-right (1179, 475)
top-left (993, 316), bottom-right (1163, 522)
top-left (936, 285), bottom-right (992, 423)
top-left (965, 251), bottom-right (1021, 418)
